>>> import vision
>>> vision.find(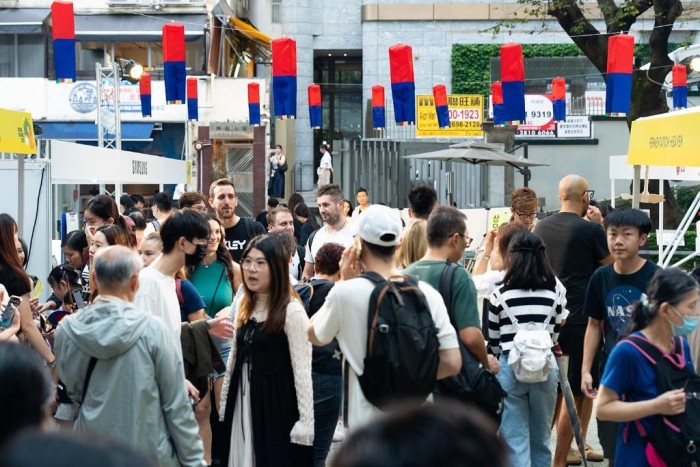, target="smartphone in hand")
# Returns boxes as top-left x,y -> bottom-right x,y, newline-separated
1,295 -> 21,328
